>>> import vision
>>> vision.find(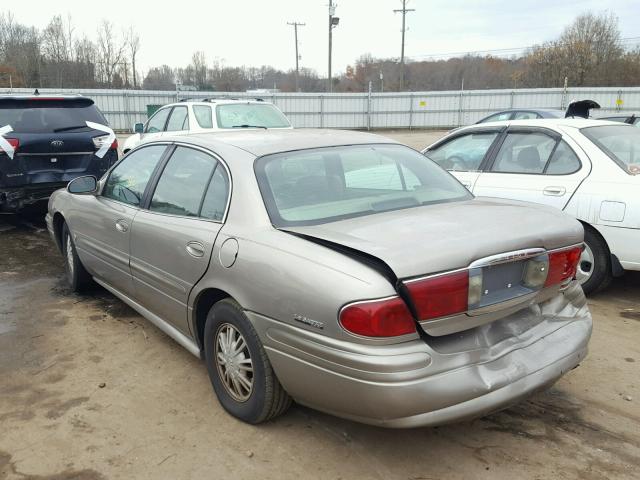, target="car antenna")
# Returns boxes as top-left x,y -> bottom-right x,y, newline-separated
33,88 -> 40,96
